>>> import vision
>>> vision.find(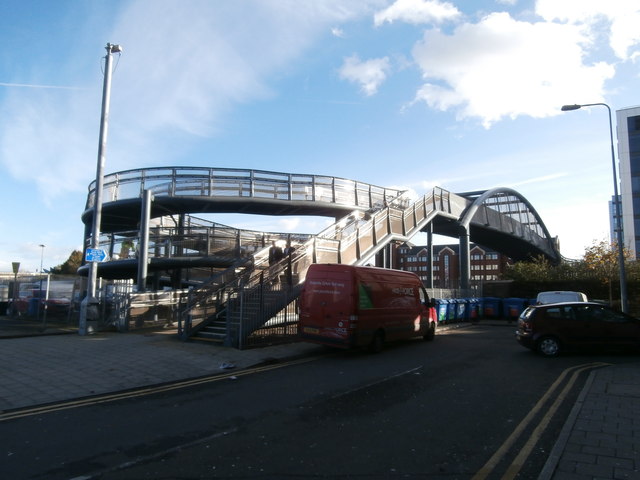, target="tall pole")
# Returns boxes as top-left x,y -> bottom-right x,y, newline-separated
80,43 -> 122,335
36,244 -> 45,324
561,103 -> 629,312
